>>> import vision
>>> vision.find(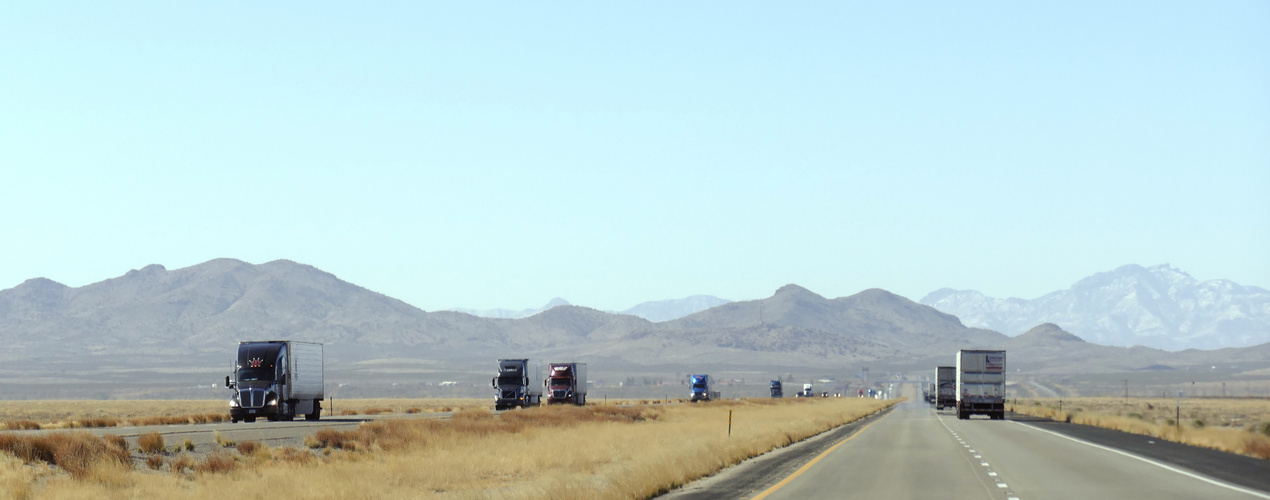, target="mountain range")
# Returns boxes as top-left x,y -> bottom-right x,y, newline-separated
0,259 -> 1265,384
920,264 -> 1270,351
445,295 -> 731,322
